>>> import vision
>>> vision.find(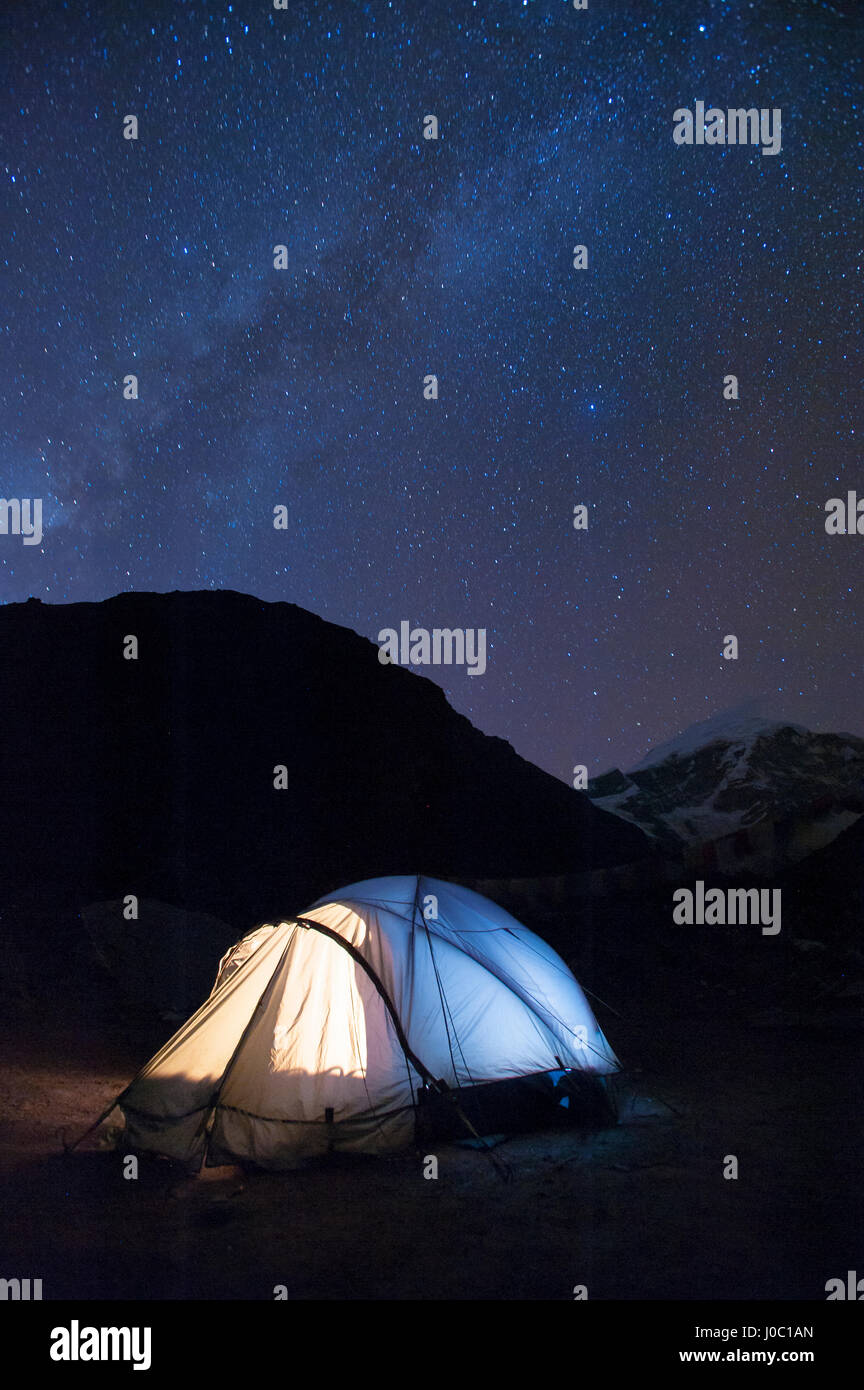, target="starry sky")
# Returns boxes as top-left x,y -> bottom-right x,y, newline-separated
1,0 -> 861,780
